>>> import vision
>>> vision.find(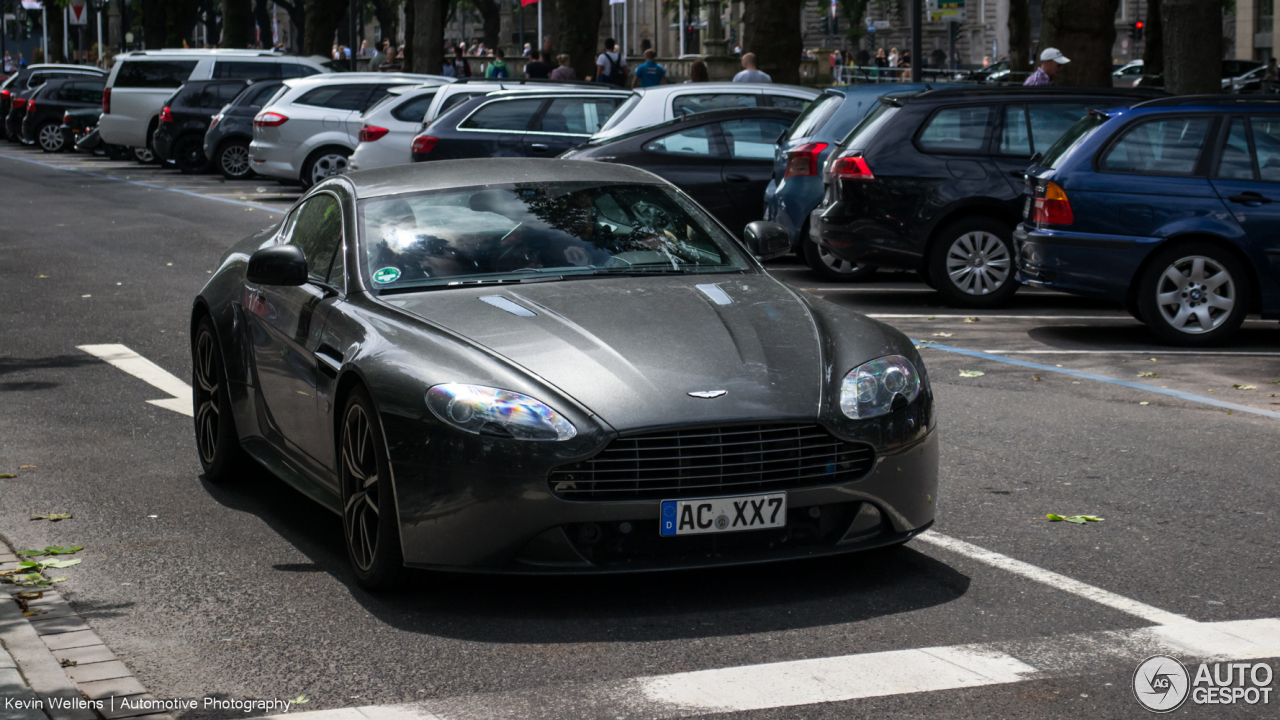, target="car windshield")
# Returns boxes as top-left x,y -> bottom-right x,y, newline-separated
1041,111 -> 1109,169
359,182 -> 752,292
